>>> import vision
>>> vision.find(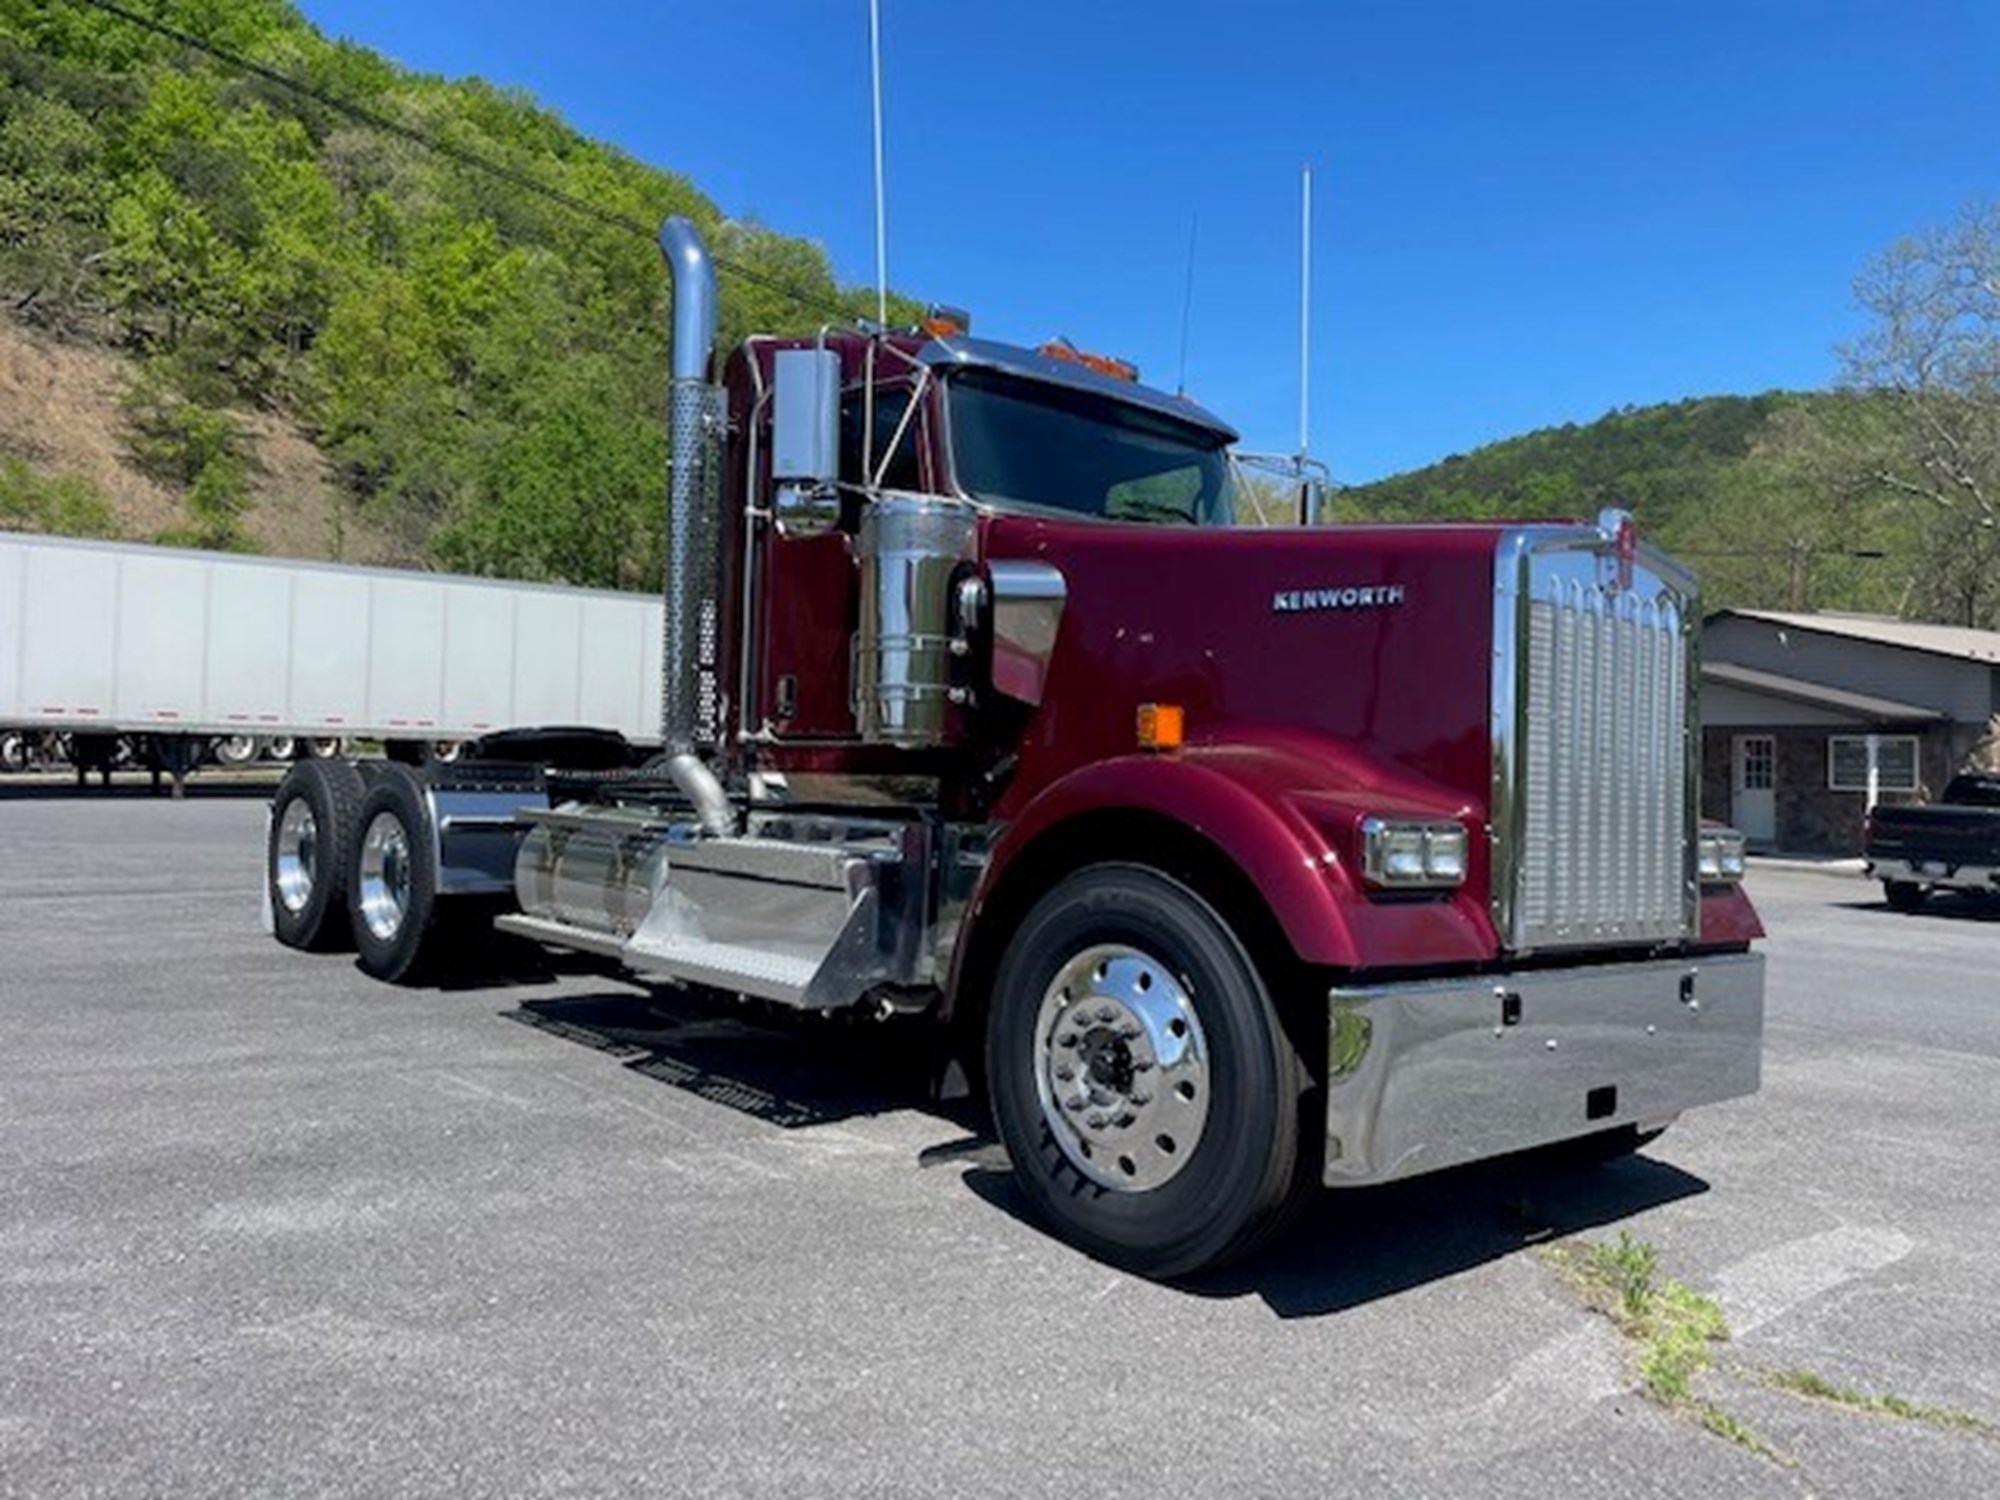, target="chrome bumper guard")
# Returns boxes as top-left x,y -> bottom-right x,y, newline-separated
1866,859 -> 2000,893
1324,952 -> 1763,1186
